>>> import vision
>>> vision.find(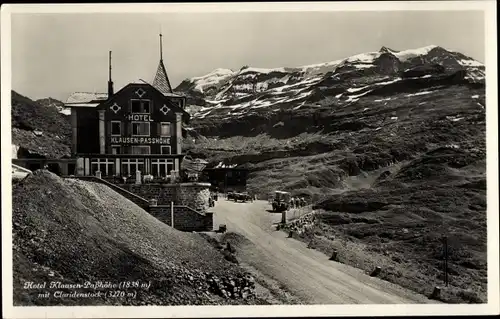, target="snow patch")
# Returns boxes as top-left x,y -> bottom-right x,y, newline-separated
190,68 -> 235,93
376,77 -> 402,85
347,52 -> 379,63
406,90 -> 434,97
347,85 -> 369,93
374,97 -> 392,102
292,102 -> 306,110
346,89 -> 373,102
393,45 -> 438,62
471,95 -> 480,99
354,64 -> 375,69
302,60 -> 342,76
215,162 -> 238,169
446,115 -> 464,122
390,117 -> 398,120
458,59 -> 484,67
240,67 -> 286,75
